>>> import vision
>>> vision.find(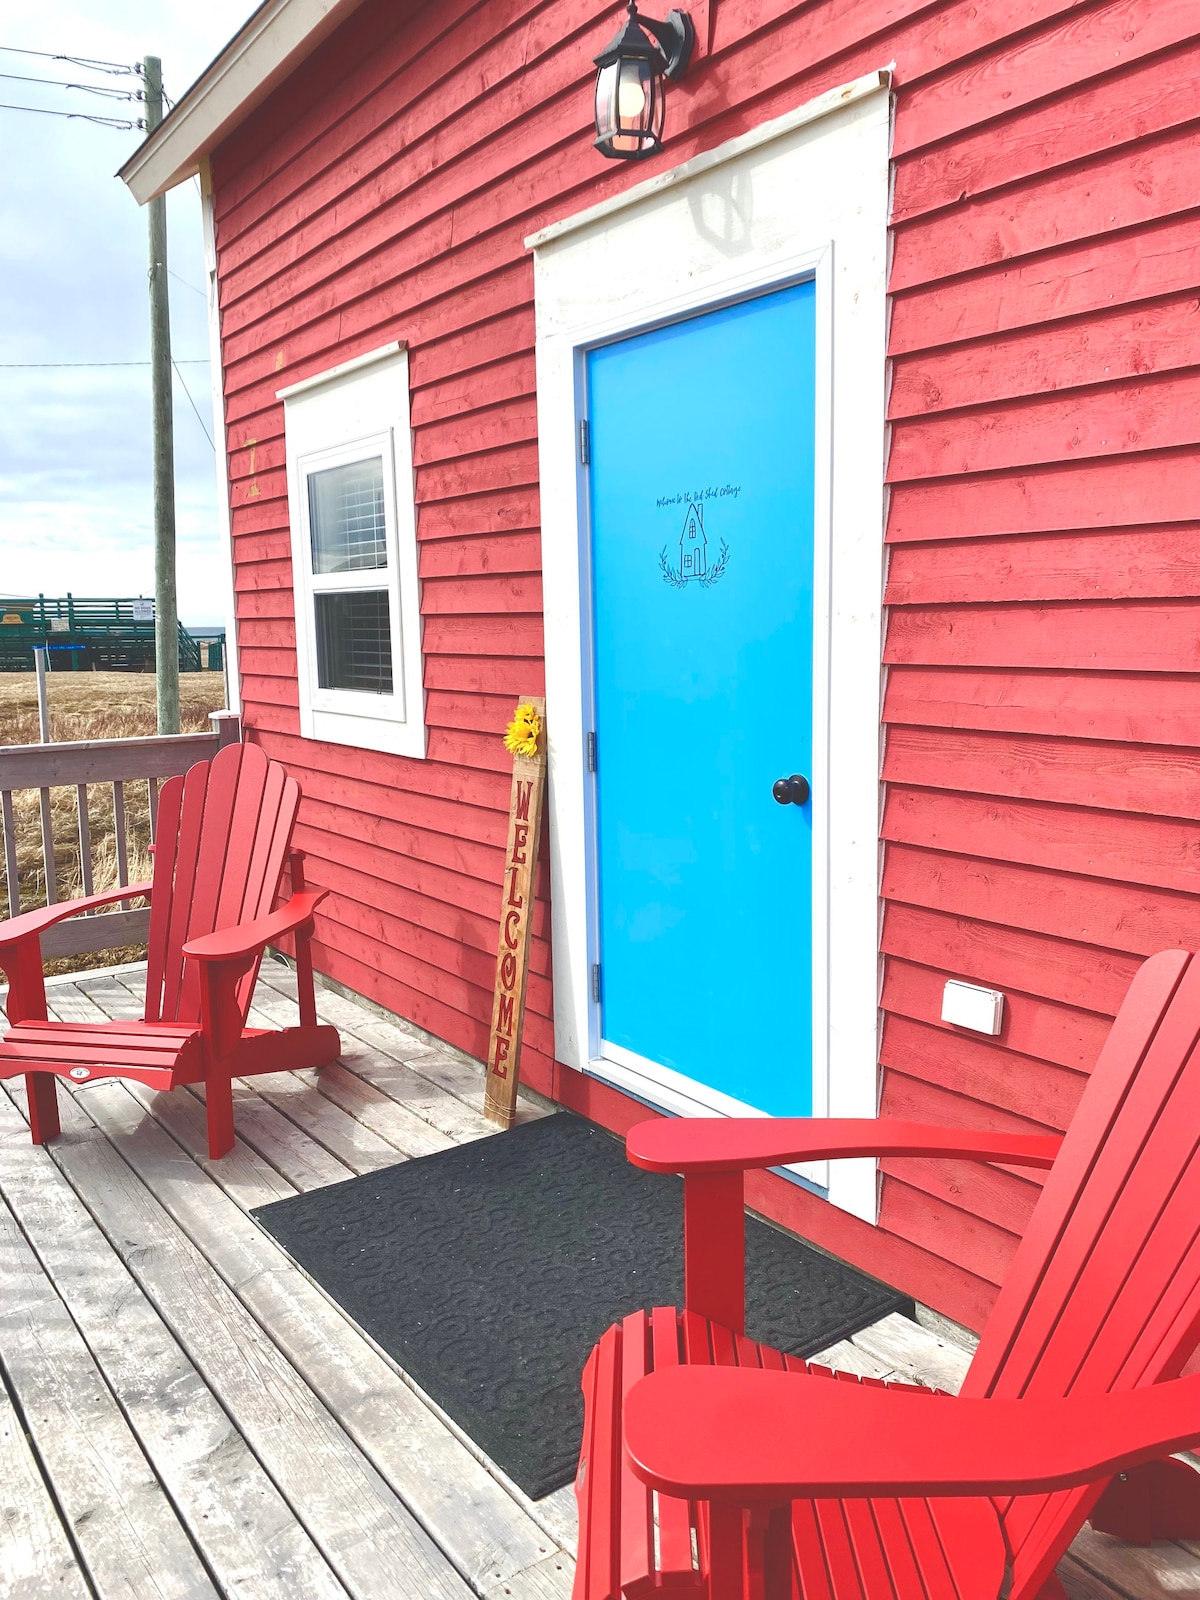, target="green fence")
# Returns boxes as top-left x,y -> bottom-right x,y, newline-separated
0,596 -> 221,673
